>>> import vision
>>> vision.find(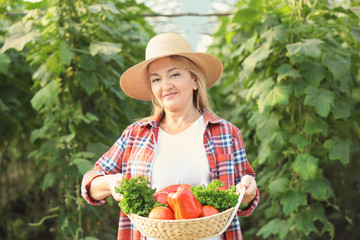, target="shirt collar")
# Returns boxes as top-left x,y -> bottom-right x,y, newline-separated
138,112 -> 163,128
202,109 -> 222,125
138,109 -> 222,128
